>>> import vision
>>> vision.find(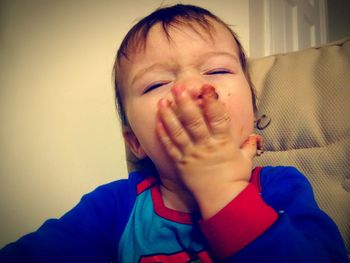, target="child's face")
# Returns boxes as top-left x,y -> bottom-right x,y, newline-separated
119,19 -> 254,175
